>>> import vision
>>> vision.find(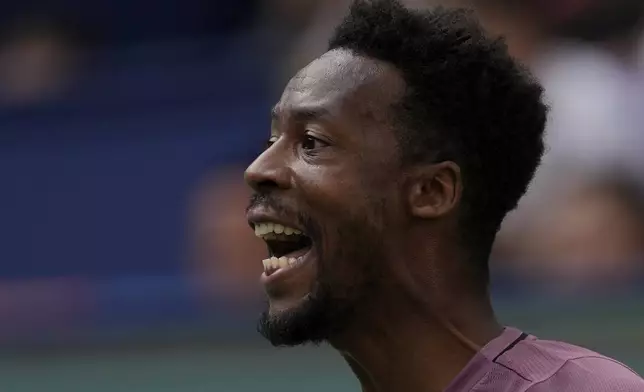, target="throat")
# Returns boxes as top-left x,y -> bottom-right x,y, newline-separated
330,298 -> 500,392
